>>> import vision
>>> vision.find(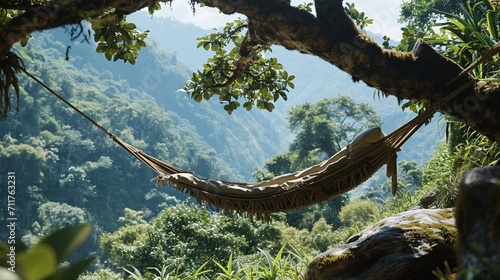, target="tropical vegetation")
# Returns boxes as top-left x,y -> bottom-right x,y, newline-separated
1,0 -> 499,279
